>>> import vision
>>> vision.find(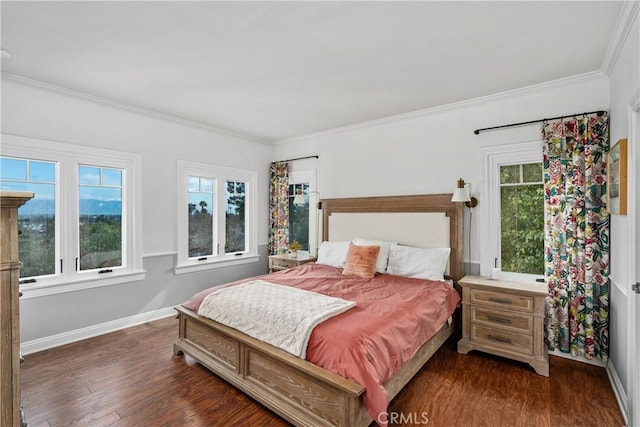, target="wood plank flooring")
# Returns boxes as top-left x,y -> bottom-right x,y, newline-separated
21,317 -> 624,426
